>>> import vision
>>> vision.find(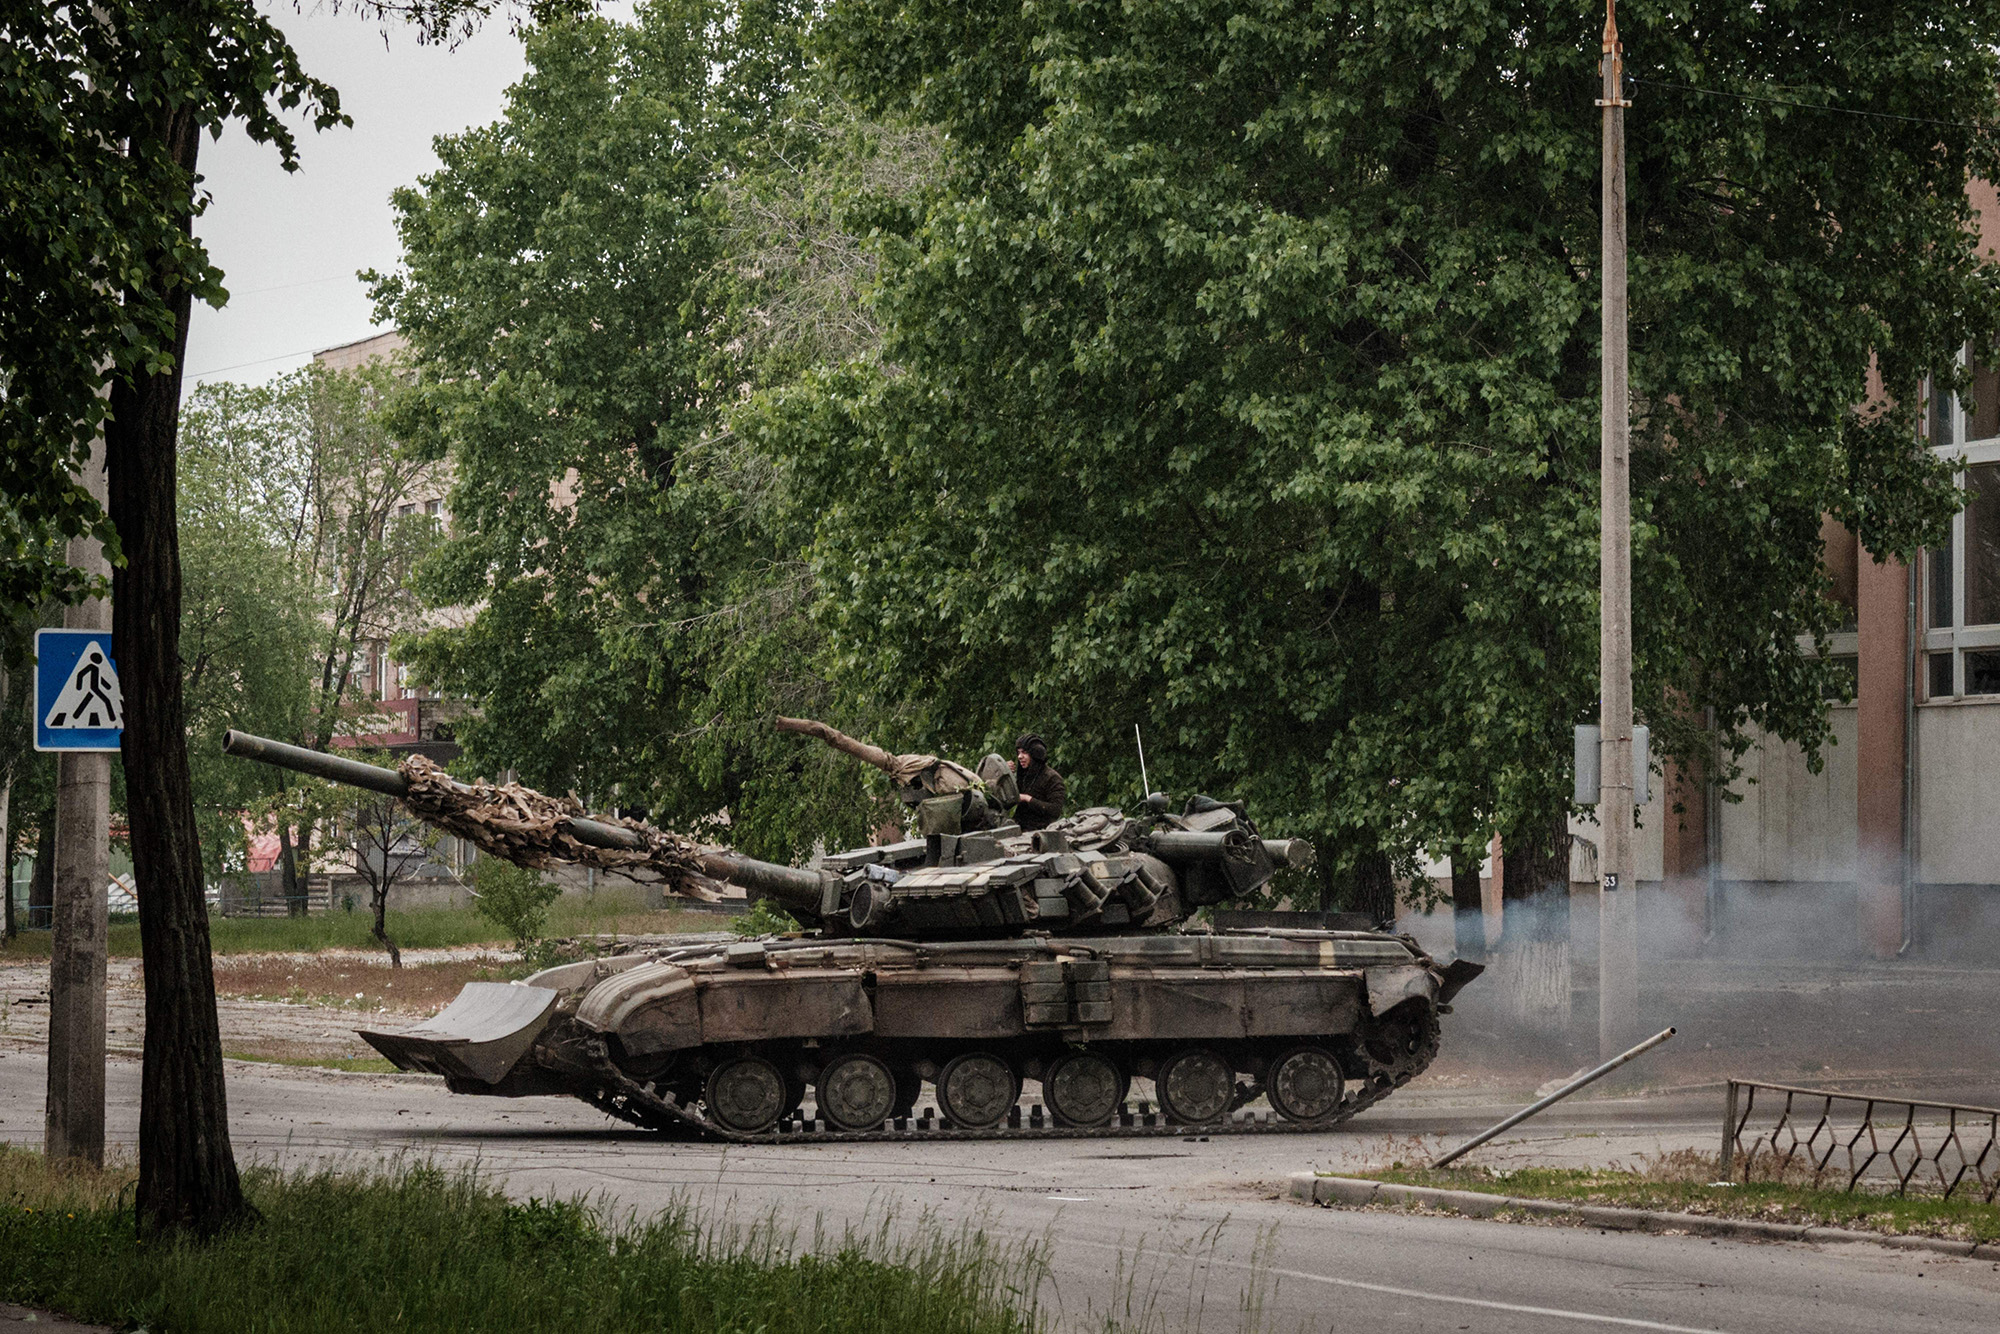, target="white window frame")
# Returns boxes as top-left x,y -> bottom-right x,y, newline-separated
1923,348 -> 2000,699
